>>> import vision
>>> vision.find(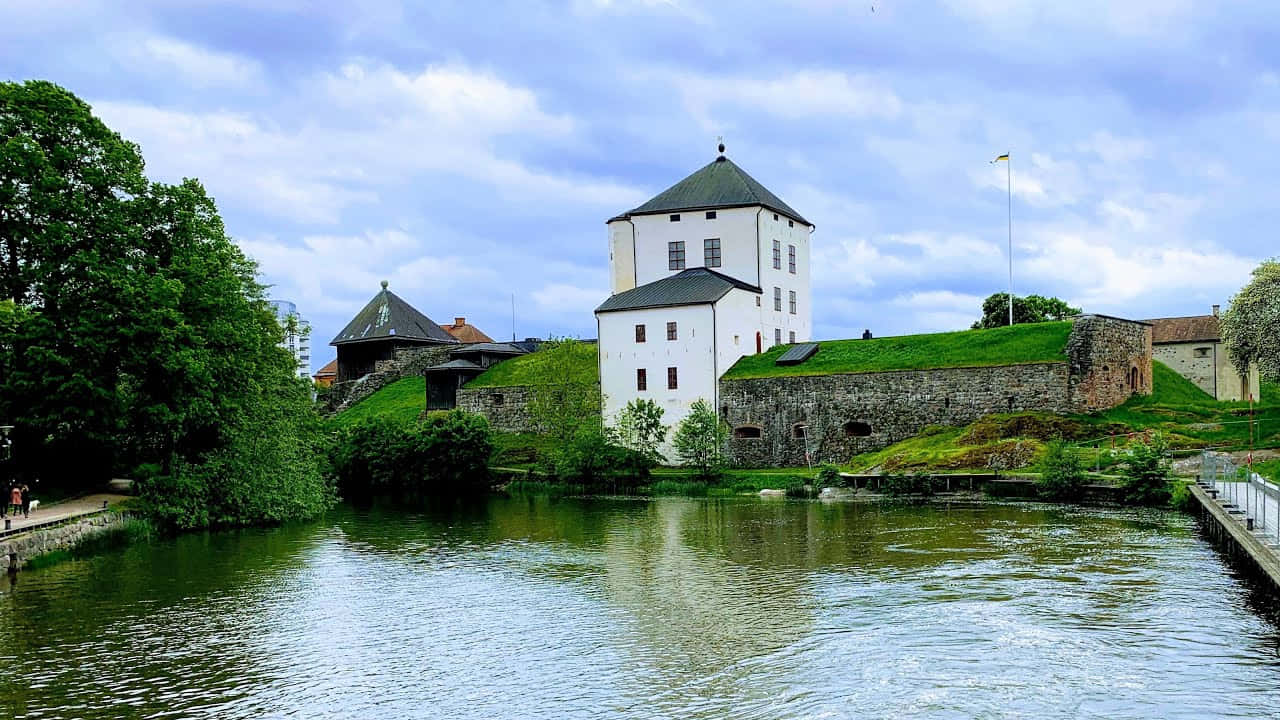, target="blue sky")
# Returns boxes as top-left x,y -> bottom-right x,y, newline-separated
4,0 -> 1278,370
